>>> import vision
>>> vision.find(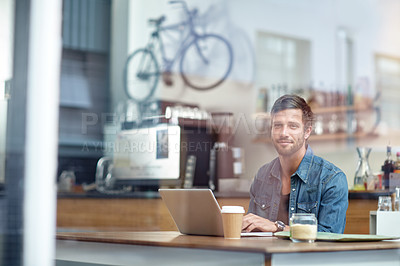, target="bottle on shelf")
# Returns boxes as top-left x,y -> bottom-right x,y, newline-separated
354,147 -> 371,191
256,88 -> 268,113
394,152 -> 400,173
381,146 -> 395,190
